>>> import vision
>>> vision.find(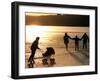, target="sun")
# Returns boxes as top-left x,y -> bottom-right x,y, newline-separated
26,25 -> 49,42
31,26 -> 49,37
